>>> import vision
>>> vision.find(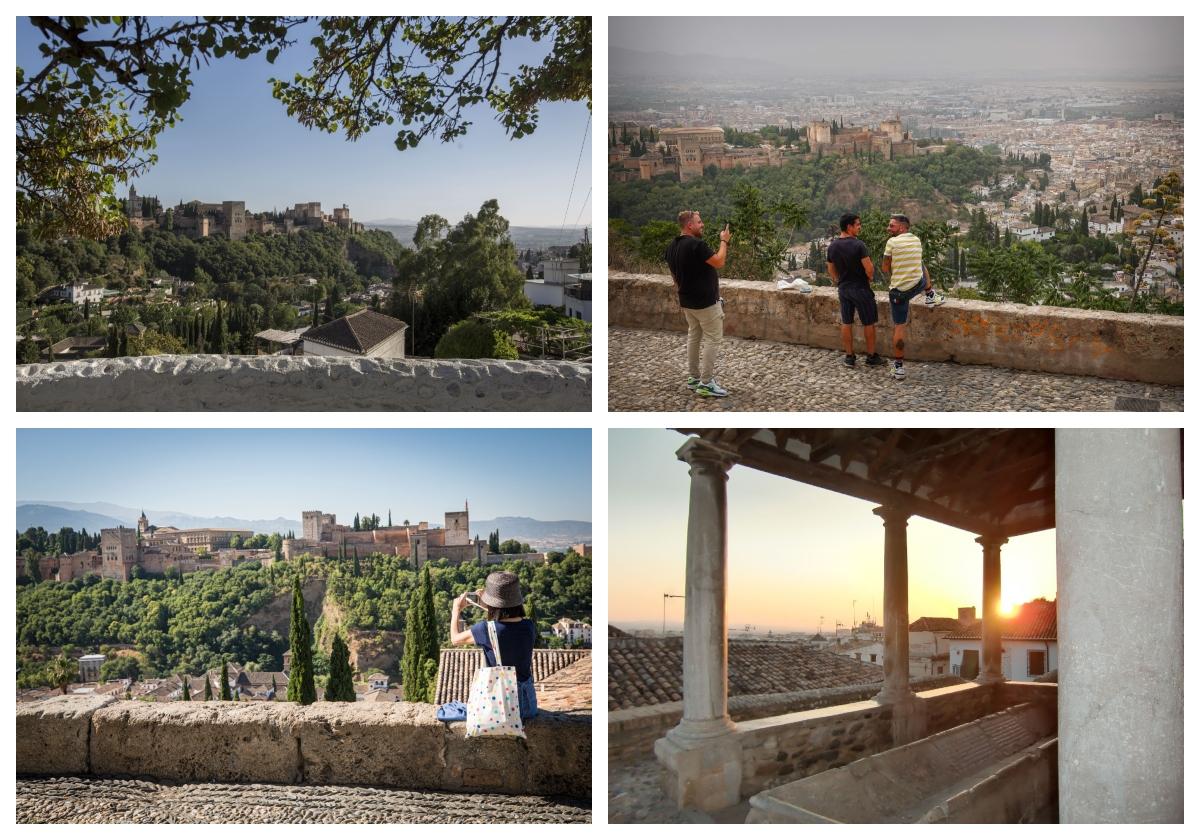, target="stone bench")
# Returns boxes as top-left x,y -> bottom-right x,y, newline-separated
747,702 -> 1056,823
